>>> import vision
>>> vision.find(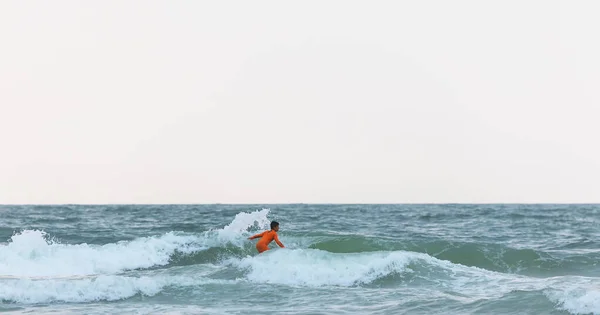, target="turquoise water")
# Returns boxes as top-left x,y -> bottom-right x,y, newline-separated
1,204 -> 599,314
